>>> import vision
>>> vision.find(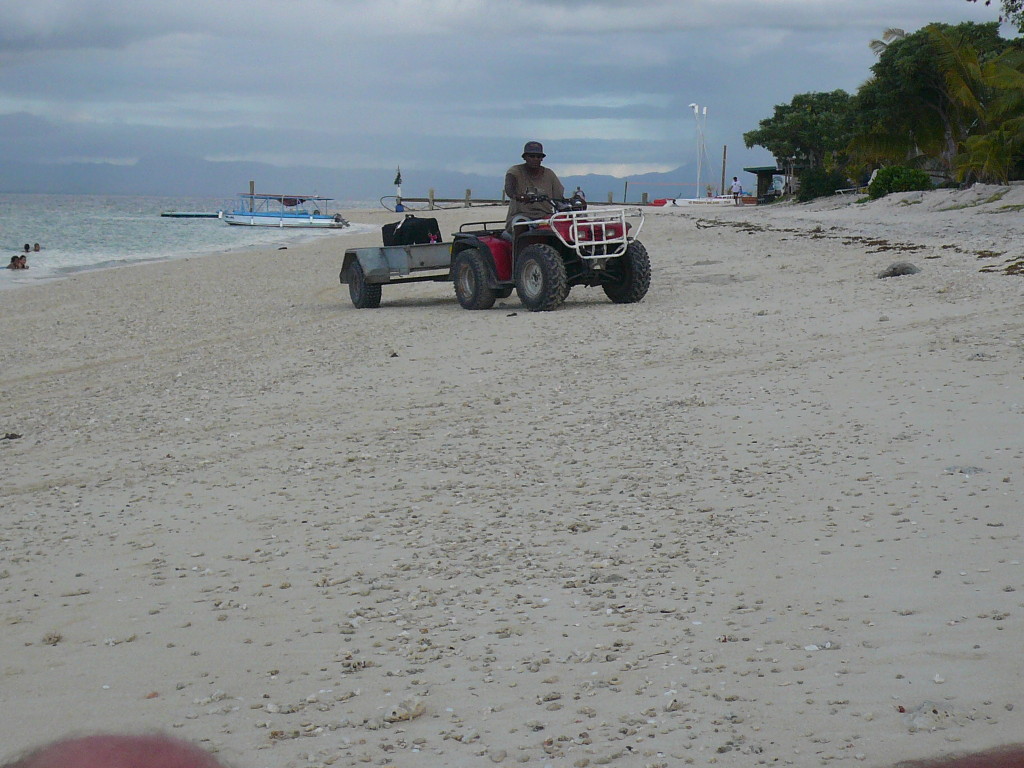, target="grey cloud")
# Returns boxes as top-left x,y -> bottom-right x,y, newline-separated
0,0 -> 1007,192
